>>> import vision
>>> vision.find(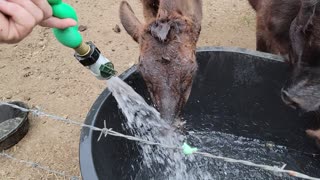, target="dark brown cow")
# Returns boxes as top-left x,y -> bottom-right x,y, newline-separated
249,0 -> 320,147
